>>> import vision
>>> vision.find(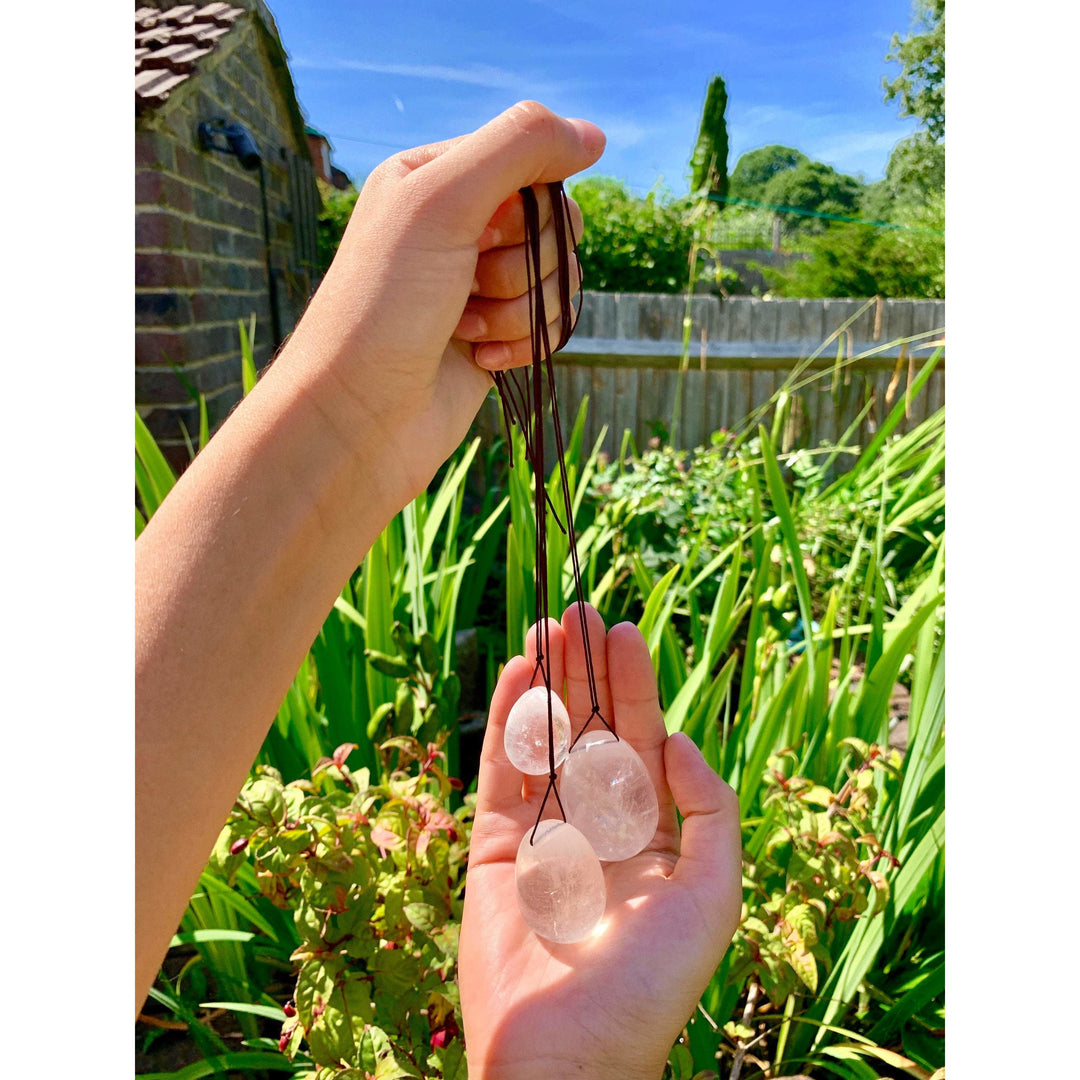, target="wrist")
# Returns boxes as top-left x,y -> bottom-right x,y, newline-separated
280,293 -> 489,510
